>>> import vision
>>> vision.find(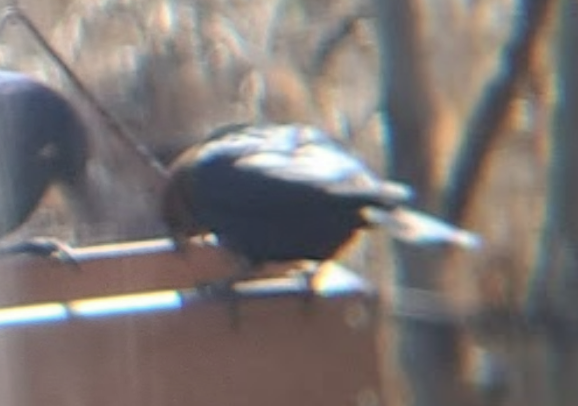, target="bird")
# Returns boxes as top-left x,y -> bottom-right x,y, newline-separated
162,123 -> 480,319
0,70 -> 89,259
